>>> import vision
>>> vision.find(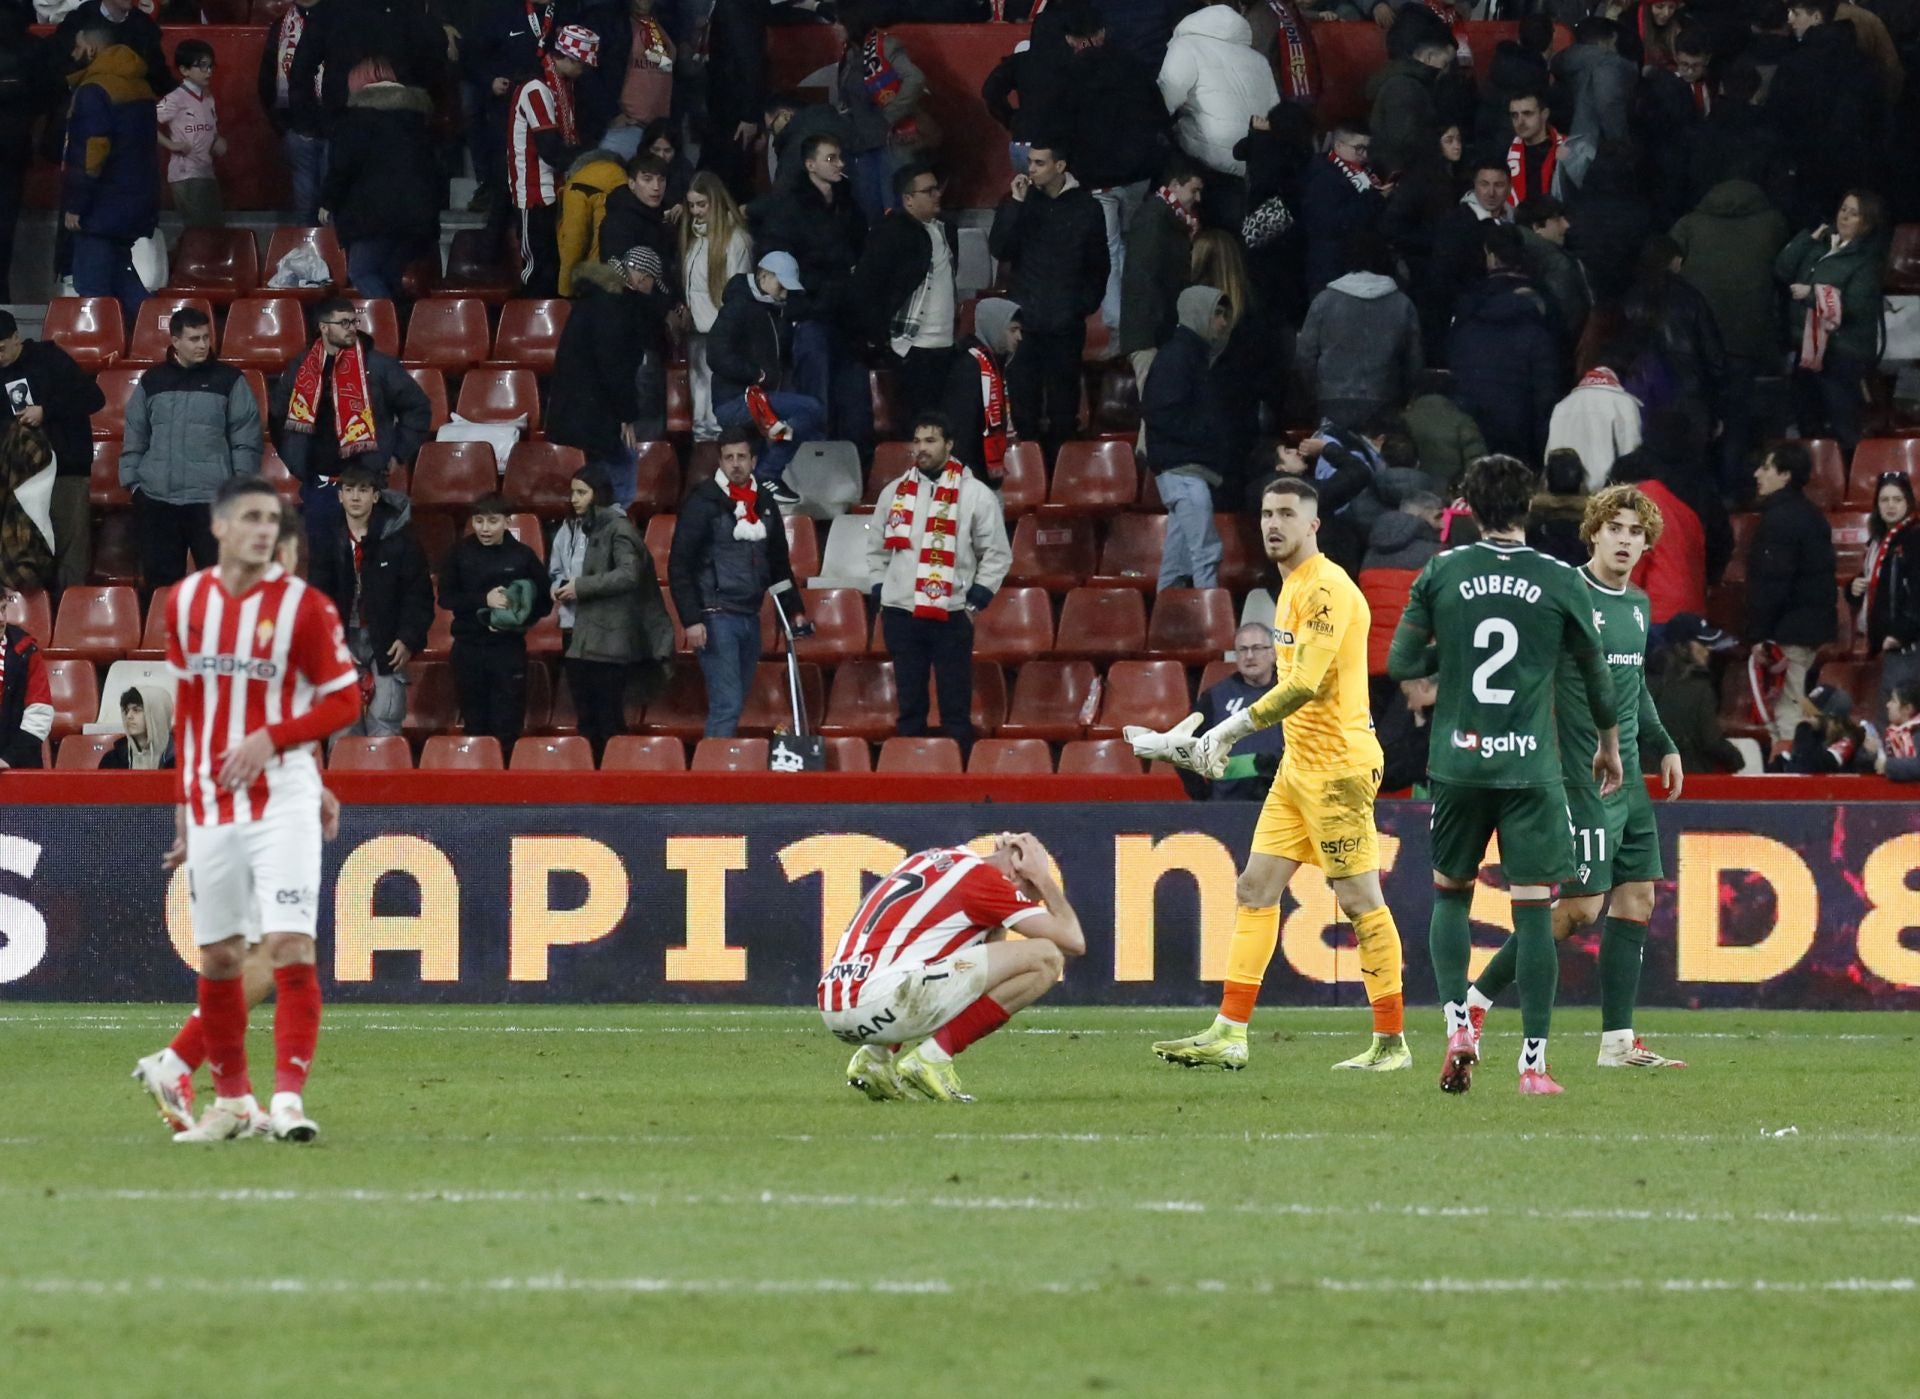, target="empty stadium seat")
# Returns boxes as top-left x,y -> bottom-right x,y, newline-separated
262,225 -> 347,297
1054,587 -> 1148,661
791,588 -> 871,664
971,586 -> 1053,663
510,735 -> 595,770
1146,588 -> 1236,664
813,512 -> 876,588
90,441 -> 128,509
1215,513 -> 1269,593
692,737 -> 770,771
600,734 -> 686,770
89,514 -> 141,585
504,441 -> 586,515
412,440 -> 500,512
999,441 -> 1047,515
1196,660 -> 1237,694
784,515 -> 820,585
419,608 -> 455,661
1058,739 -> 1144,775
739,661 -> 827,734
507,513 -> 546,562
421,735 -> 503,770
1088,659 -> 1191,739
822,735 -> 872,771
3,588 -> 52,643
998,660 -> 1098,741
1847,438 -> 1920,505
401,661 -> 459,737
1045,440 -> 1137,514
642,514 -> 675,582
403,298 -> 491,373
666,362 -> 694,436
1804,439 -> 1847,510
44,658 -> 98,741
491,299 -> 571,373
819,658 -> 898,740
127,295 -> 214,364
867,365 -> 899,438
217,296 -> 307,370
630,441 -> 681,515
877,737 -> 963,773
91,367 -> 143,439
167,227 -> 259,305
1724,512 -> 1760,584
350,298 -> 402,357
46,585 -> 138,662
407,367 -> 451,431
967,737 -> 1053,774
327,736 -> 413,771
42,296 -> 124,372
259,444 -> 301,501
640,662 -> 711,740
1091,513 -> 1165,591
242,368 -> 270,425
436,228 -> 516,304
1093,361 -> 1140,434
1006,515 -> 1096,592
456,366 -> 541,433
56,734 -> 120,769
